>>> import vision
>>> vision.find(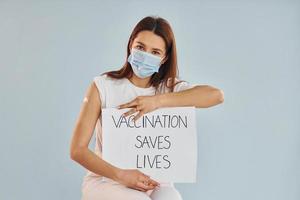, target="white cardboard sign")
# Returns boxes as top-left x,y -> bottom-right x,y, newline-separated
101,106 -> 197,183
